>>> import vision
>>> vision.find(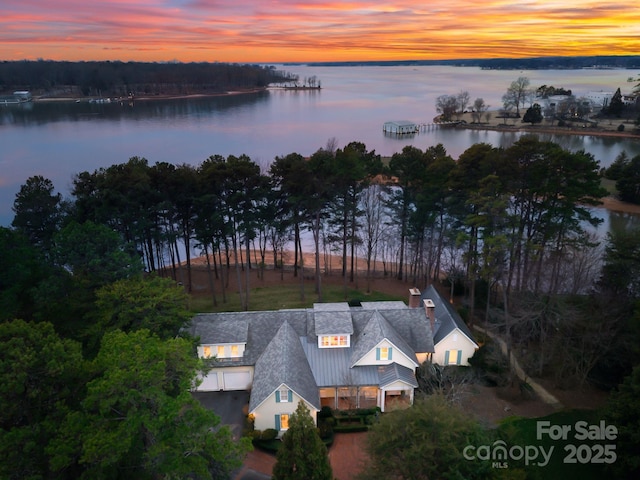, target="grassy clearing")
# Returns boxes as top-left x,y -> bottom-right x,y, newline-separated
189,282 -> 404,313
600,178 -> 617,196
497,409 -> 609,479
